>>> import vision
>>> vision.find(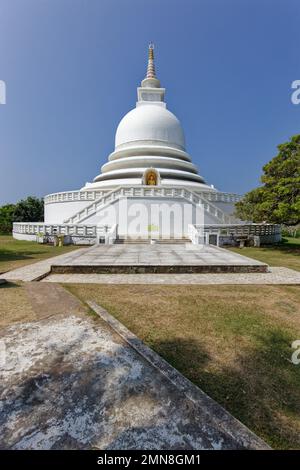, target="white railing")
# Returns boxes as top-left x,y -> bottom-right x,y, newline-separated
44,188 -> 241,205
44,190 -> 107,204
13,222 -> 111,239
195,223 -> 281,236
63,185 -> 238,225
203,192 -> 242,203
188,223 -> 281,245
